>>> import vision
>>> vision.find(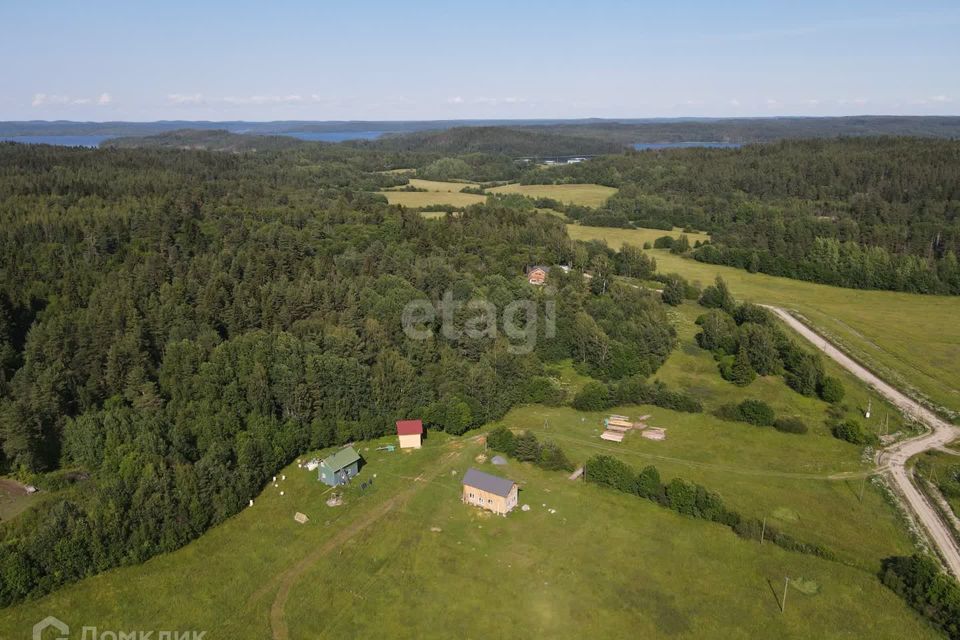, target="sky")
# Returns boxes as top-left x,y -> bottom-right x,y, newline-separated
1,0 -> 958,121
